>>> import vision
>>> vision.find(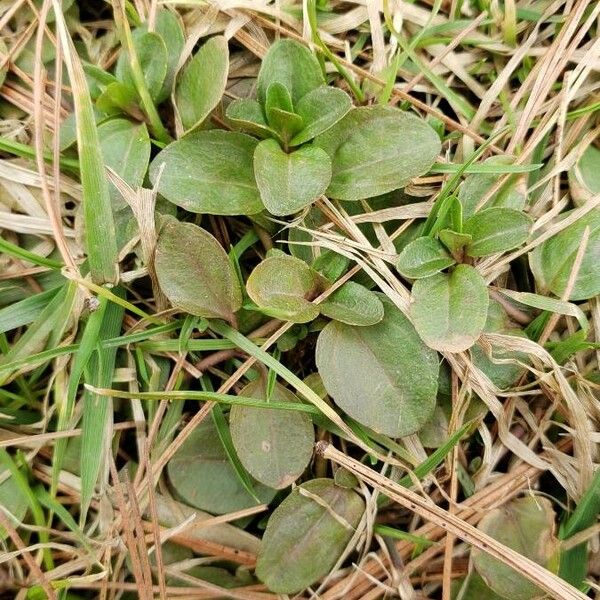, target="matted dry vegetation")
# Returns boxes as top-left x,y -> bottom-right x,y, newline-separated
0,0 -> 599,599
